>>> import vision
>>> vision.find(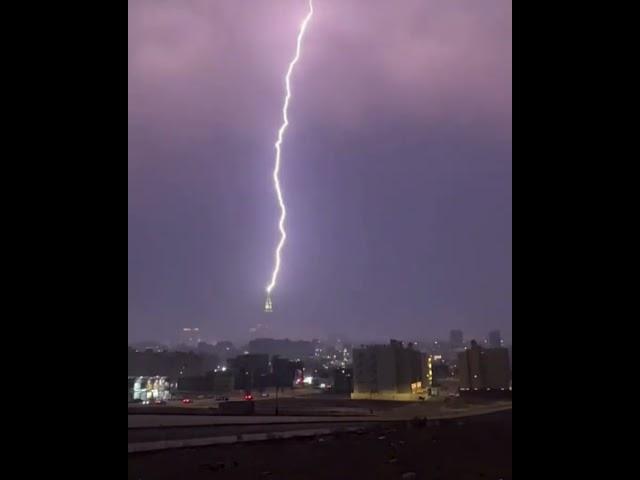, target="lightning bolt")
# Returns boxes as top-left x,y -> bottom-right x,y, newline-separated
265,0 -> 314,305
